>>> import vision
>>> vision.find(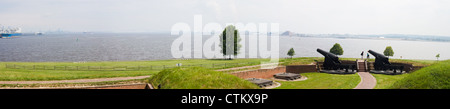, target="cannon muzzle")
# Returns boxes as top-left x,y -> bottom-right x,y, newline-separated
368,50 -> 391,66
317,48 -> 338,60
